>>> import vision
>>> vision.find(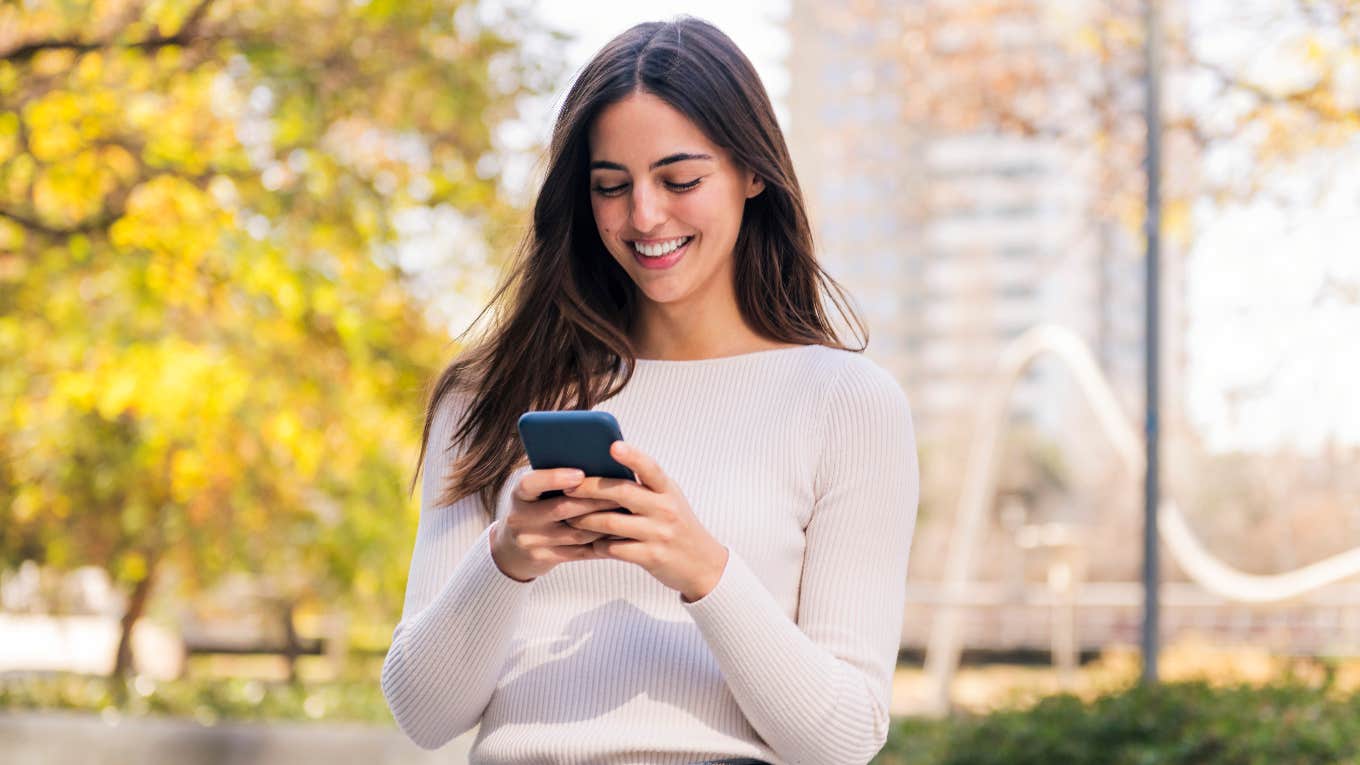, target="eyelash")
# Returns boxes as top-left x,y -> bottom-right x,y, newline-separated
591,178 -> 702,197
